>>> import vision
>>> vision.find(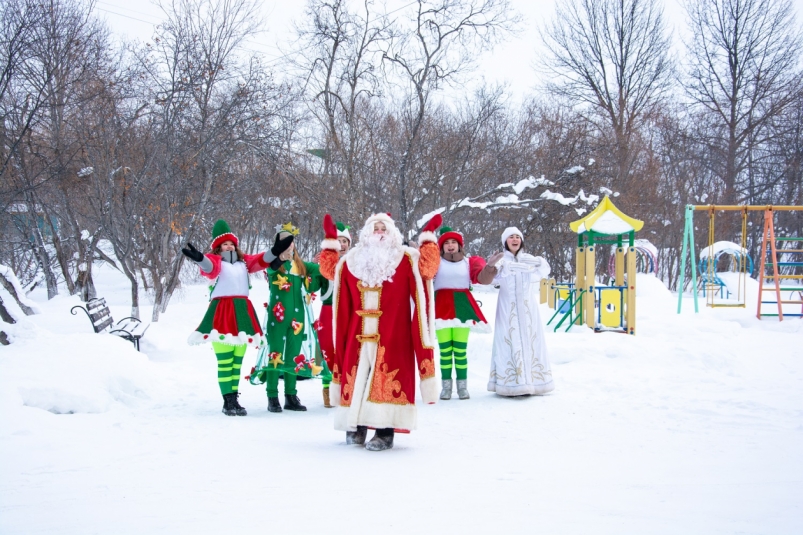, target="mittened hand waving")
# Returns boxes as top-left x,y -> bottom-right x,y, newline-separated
181,242 -> 204,263
271,234 -> 294,257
